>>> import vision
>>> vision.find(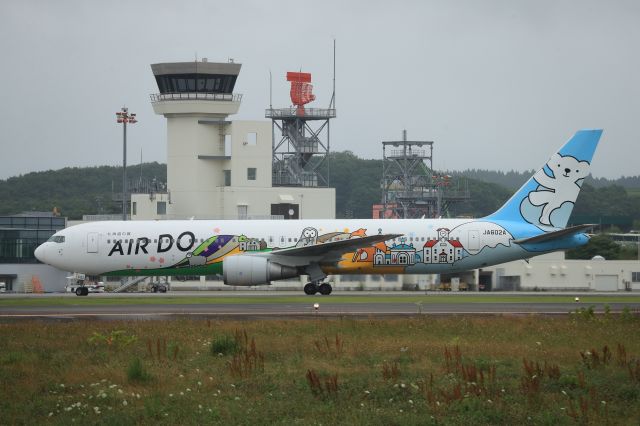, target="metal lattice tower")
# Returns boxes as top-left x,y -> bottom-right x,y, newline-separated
381,130 -> 469,218
266,72 -> 335,187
